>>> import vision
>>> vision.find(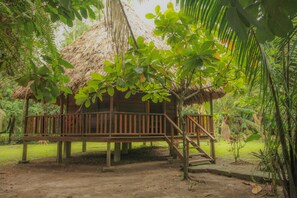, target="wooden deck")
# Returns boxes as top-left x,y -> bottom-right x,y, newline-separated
22,112 -> 216,166
24,112 -> 213,140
